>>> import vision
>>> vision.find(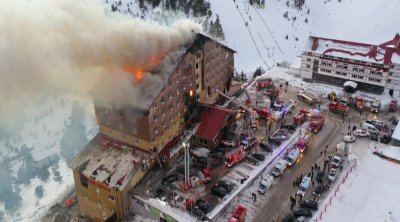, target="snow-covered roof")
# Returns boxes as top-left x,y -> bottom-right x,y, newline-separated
305,34 -> 400,65
71,134 -> 150,191
343,81 -> 358,88
391,121 -> 400,141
